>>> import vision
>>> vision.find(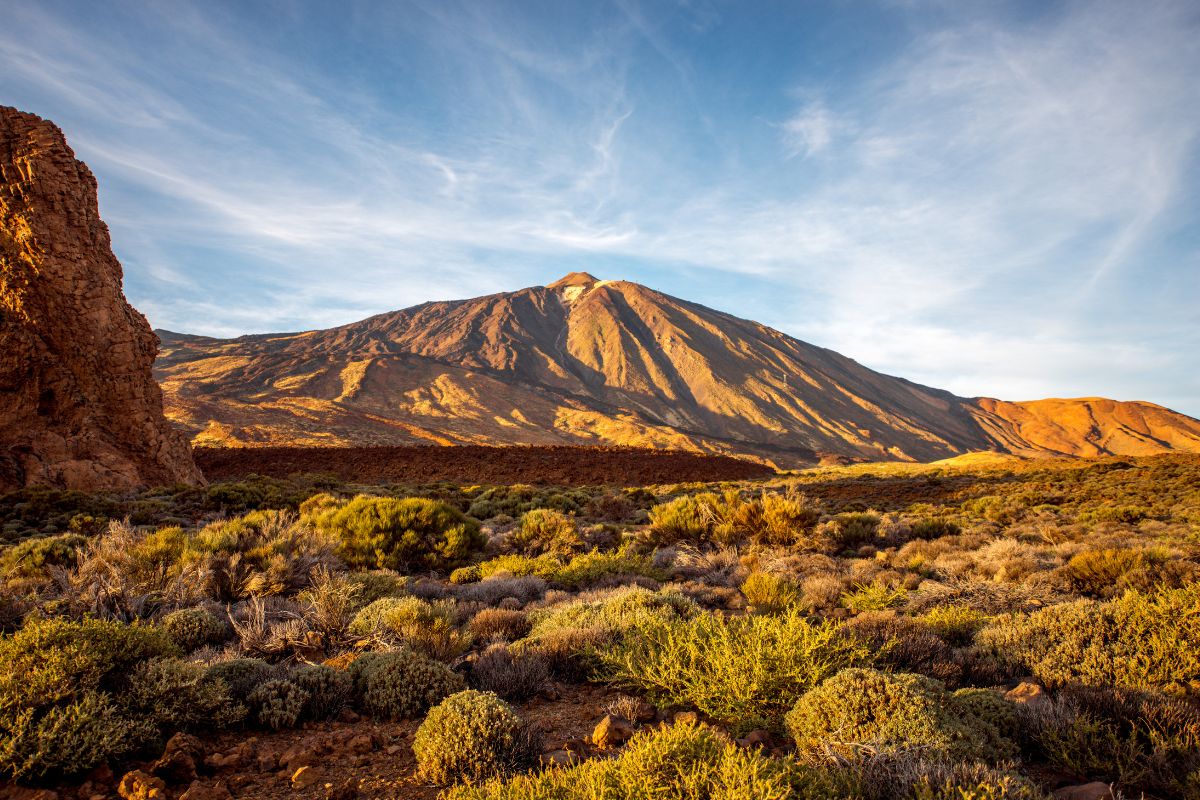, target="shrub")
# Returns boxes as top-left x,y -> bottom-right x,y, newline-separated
414,690 -> 540,785
204,658 -> 276,703
597,608 -> 874,733
469,609 -> 531,643
346,570 -> 409,606
920,605 -> 987,646
0,533 -> 86,577
975,584 -> 1200,695
1061,547 -> 1164,596
909,518 -> 961,540
348,650 -> 466,720
527,586 -> 698,643
470,644 -> 549,701
348,596 -> 471,661
160,607 -> 228,651
247,678 -> 307,730
741,572 -> 800,613
0,692 -> 144,779
647,493 -> 718,542
784,668 -> 1017,762
845,612 -> 963,684
510,509 -> 582,556
0,617 -> 178,712
292,664 -> 353,720
442,721 -> 813,800
841,582 -> 908,613
553,549 -> 665,588
815,512 -> 881,551
307,495 -> 485,571
125,657 -> 243,734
